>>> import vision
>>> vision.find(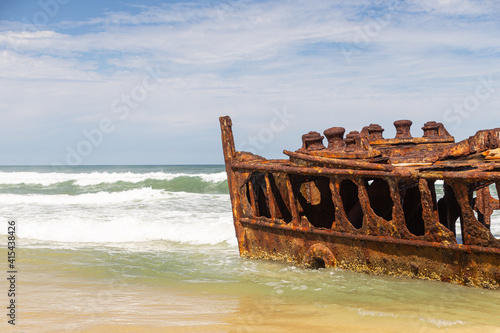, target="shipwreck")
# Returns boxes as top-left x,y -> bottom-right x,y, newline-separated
220,116 -> 500,288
